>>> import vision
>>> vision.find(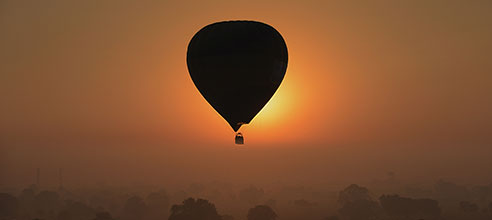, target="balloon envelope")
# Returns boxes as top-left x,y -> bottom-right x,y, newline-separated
187,21 -> 288,131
